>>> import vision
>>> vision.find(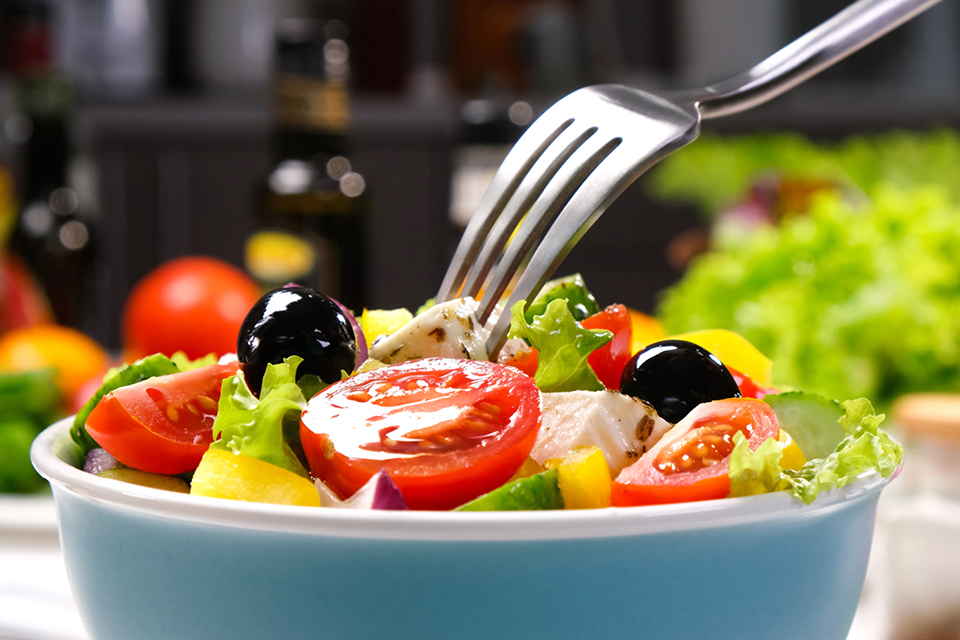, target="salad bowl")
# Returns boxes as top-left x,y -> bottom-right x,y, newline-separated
33,416 -> 893,640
